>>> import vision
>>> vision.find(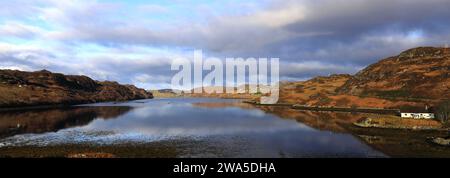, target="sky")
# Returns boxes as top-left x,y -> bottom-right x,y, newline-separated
1,0 -> 450,89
